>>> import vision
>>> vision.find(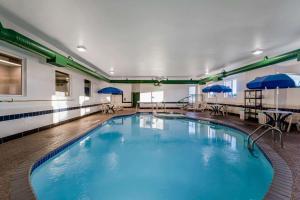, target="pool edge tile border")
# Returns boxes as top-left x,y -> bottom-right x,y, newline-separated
28,112 -> 293,200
